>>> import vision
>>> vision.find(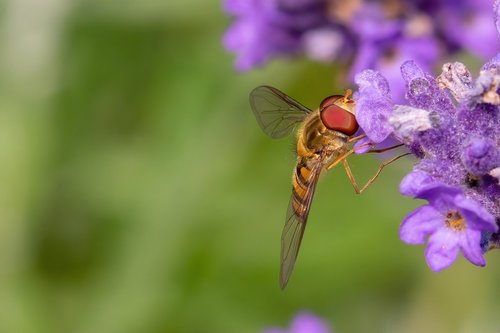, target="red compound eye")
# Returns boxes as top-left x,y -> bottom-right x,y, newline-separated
319,95 -> 343,109
320,104 -> 359,136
